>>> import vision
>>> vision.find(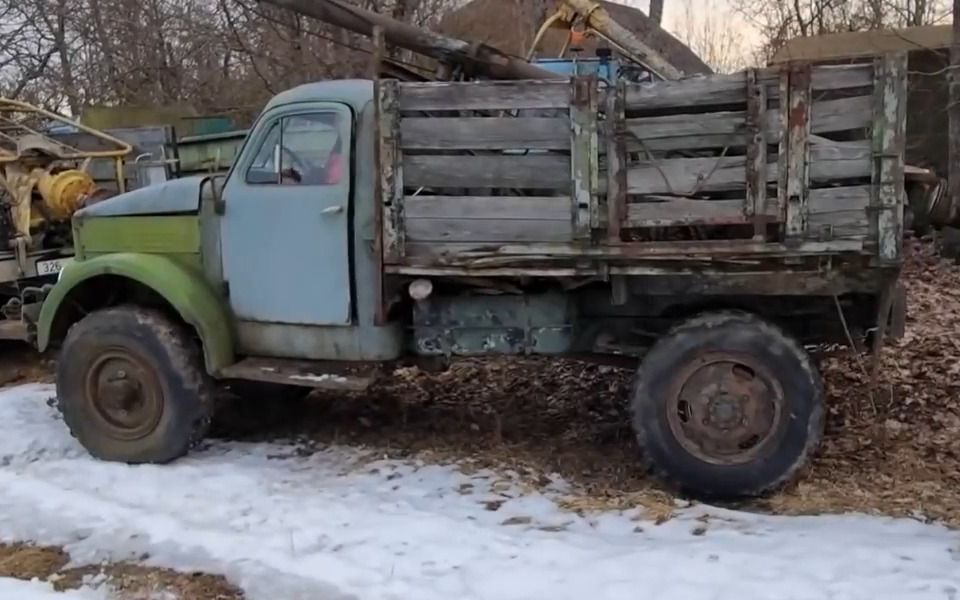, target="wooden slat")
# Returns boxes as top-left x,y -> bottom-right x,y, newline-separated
808,212 -> 870,240
403,195 -> 570,220
812,95 -> 873,133
872,53 -> 908,263
807,186 -> 872,241
398,80 -> 570,111
623,95 -> 871,152
378,79 -> 404,260
808,185 -> 871,213
400,117 -> 569,150
782,64 -> 812,239
626,199 -> 761,226
402,239 -> 865,263
624,142 -> 870,195
570,77 -> 598,239
405,218 -> 573,243
622,64 -> 873,111
403,154 -> 569,189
